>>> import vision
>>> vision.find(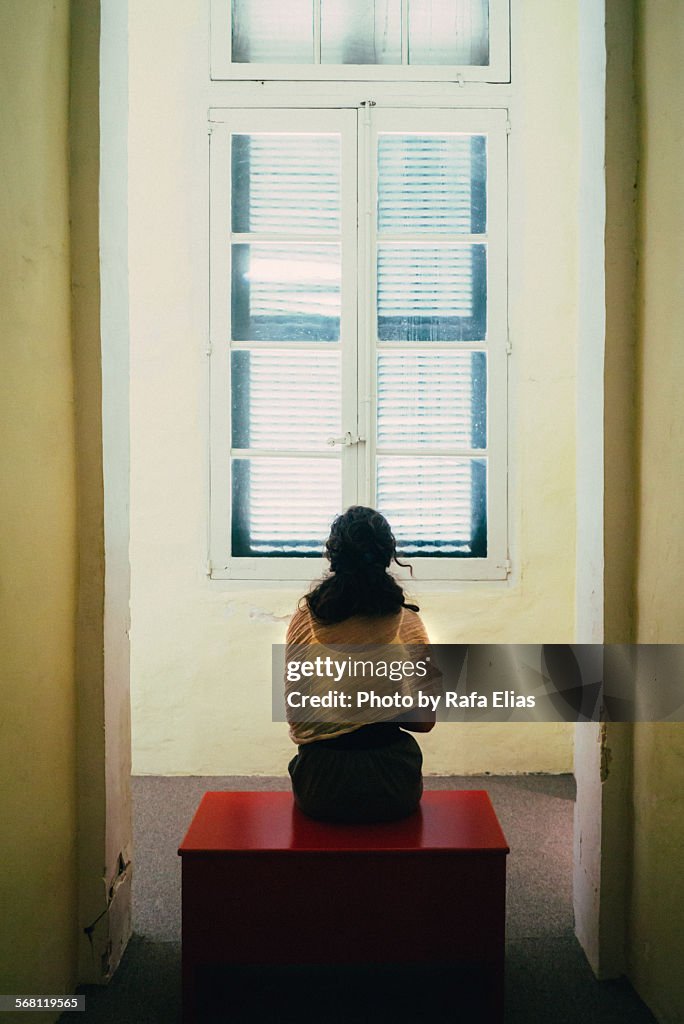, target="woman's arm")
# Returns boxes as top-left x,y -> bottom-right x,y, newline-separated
391,609 -> 439,731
